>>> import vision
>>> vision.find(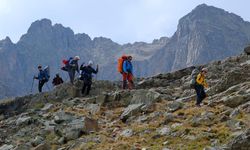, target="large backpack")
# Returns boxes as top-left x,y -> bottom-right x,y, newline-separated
61,57 -> 73,71
117,55 -> 127,73
190,68 -> 200,88
43,66 -> 50,82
